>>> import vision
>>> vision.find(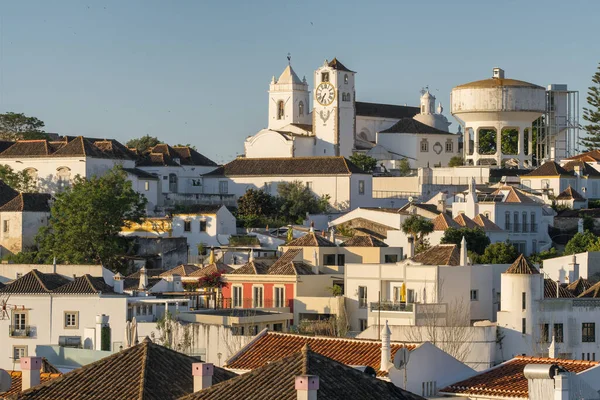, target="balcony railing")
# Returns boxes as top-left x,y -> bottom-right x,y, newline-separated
370,302 -> 414,312
216,298 -> 290,310
531,224 -> 538,233
9,325 -> 34,338
513,223 -> 521,233
161,193 -> 237,207
522,223 -> 529,233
